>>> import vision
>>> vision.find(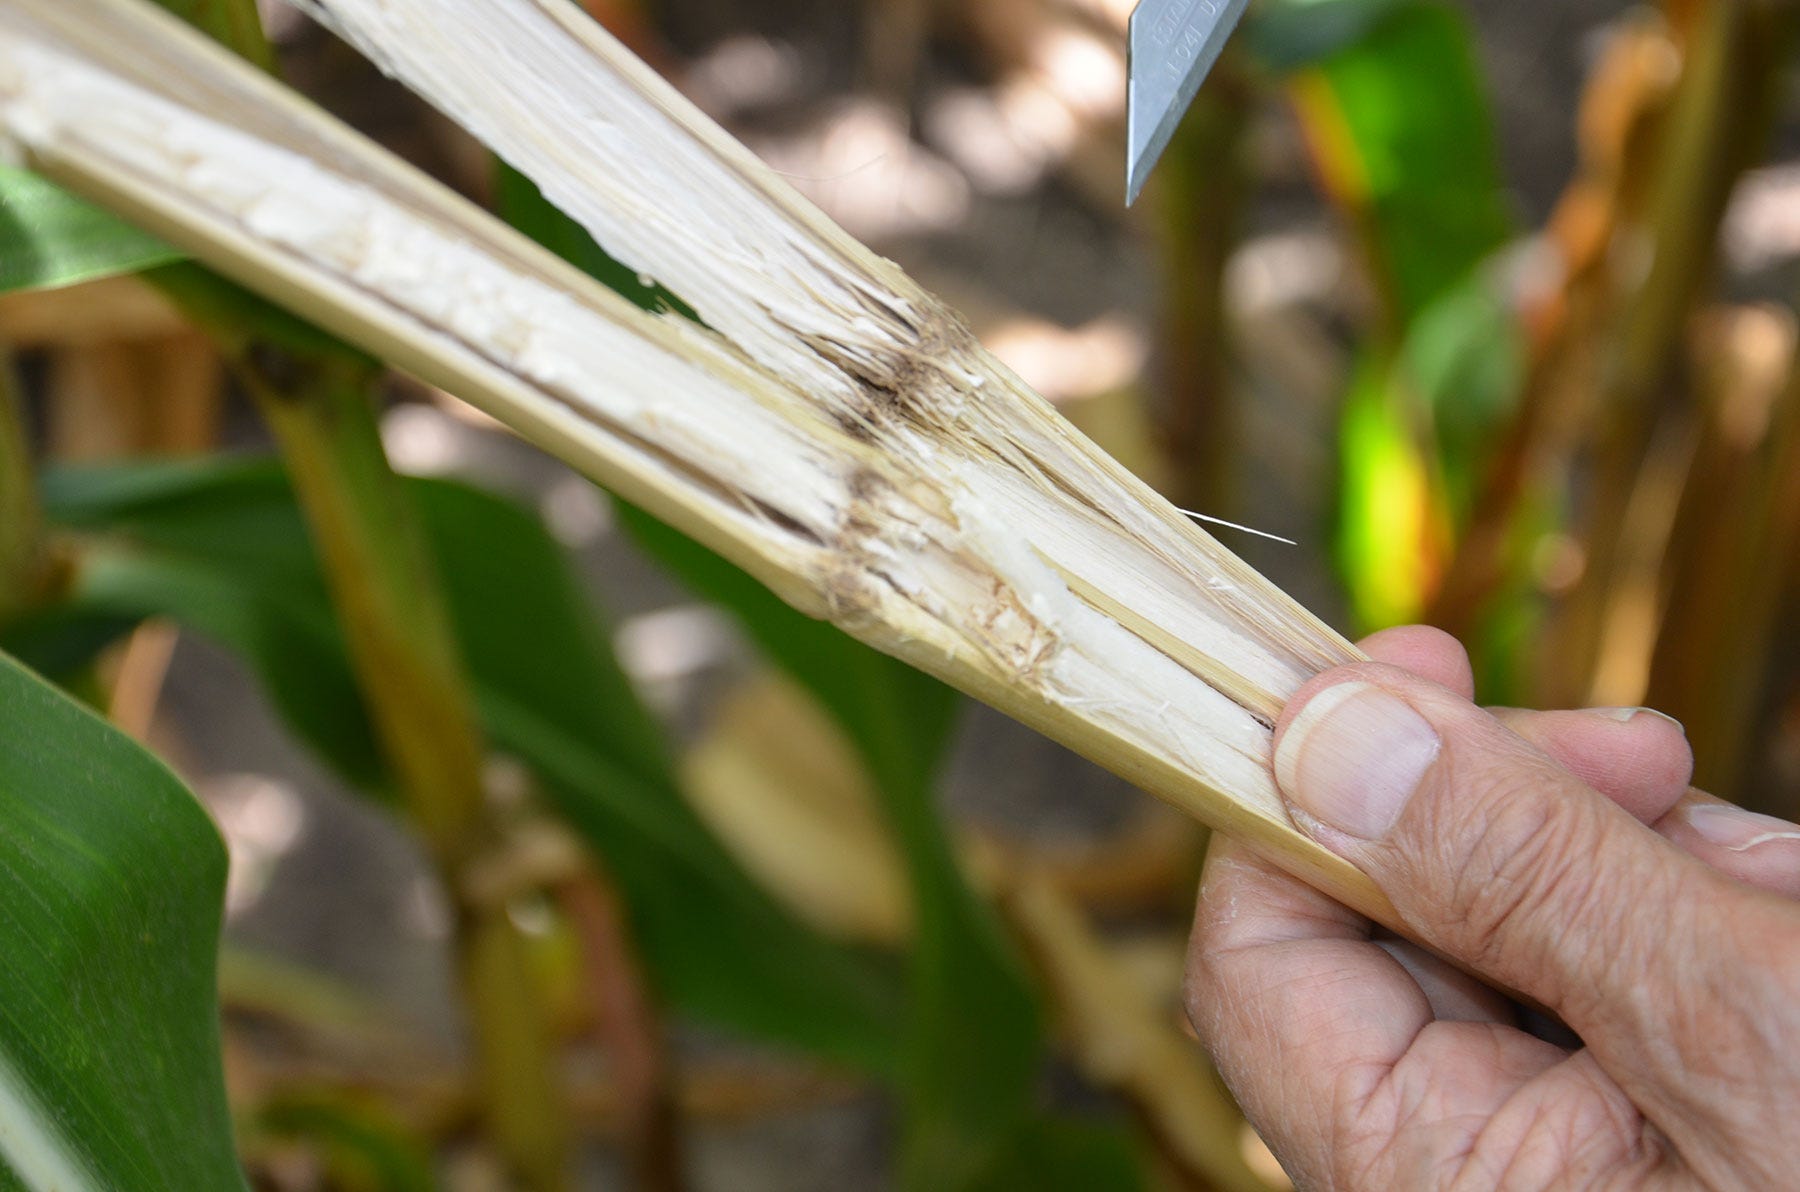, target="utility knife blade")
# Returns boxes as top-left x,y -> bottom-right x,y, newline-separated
1126,0 -> 1253,205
